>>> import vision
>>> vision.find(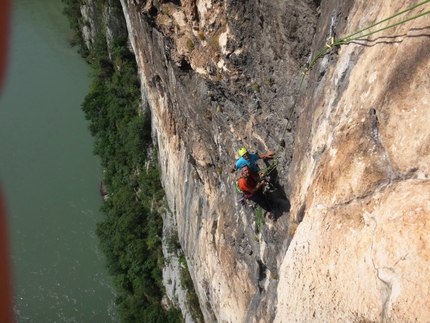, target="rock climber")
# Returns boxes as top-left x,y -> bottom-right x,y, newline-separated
229,147 -> 274,174
238,165 -> 272,212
